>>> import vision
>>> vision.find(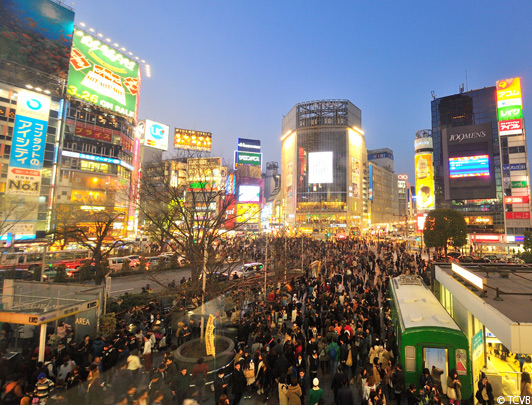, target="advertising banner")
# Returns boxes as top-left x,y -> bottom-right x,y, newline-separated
236,203 -> 260,223
174,129 -> 212,151
308,151 -> 333,184
496,77 -> 522,101
226,174 -> 236,195
5,167 -> 41,196
67,29 -> 140,119
497,105 -> 522,121
416,213 -> 427,232
237,138 -> 261,153
144,120 -> 169,151
205,314 -> 215,357
238,185 -> 260,203
235,151 -> 261,166
498,119 -> 523,136
0,0 -> 75,79
224,202 -> 236,230
414,137 -> 433,151
9,90 -> 51,172
506,212 -> 531,220
368,164 -> 373,201
504,196 -> 530,204
415,153 -> 435,210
